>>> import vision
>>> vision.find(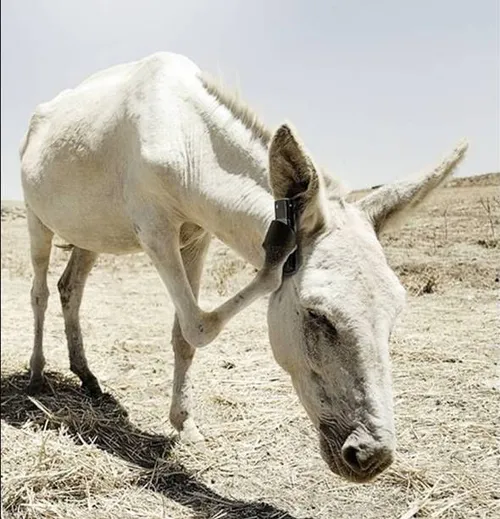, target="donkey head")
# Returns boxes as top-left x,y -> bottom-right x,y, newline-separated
266,124 -> 467,482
